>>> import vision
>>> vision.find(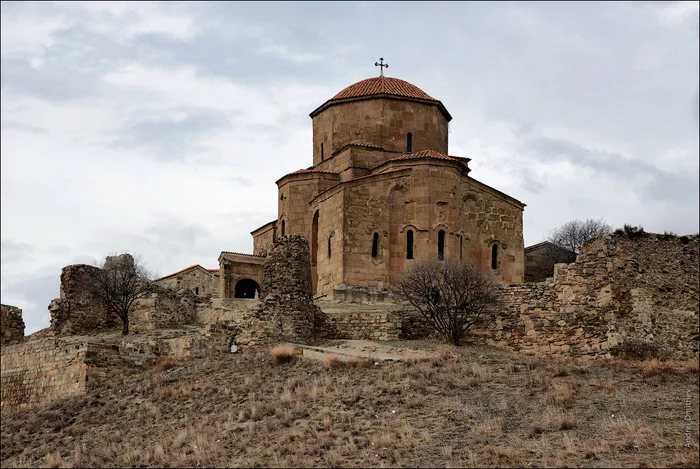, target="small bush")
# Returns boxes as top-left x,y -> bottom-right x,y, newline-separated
271,345 -> 299,365
154,357 -> 182,371
617,224 -> 647,239
610,340 -> 669,361
323,354 -> 344,369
